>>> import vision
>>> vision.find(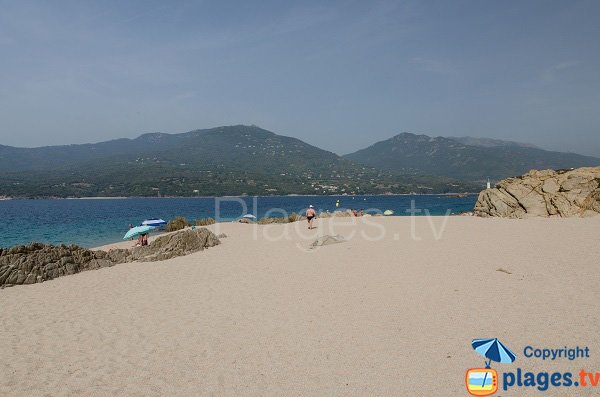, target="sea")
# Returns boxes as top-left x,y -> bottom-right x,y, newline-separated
0,195 -> 477,248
